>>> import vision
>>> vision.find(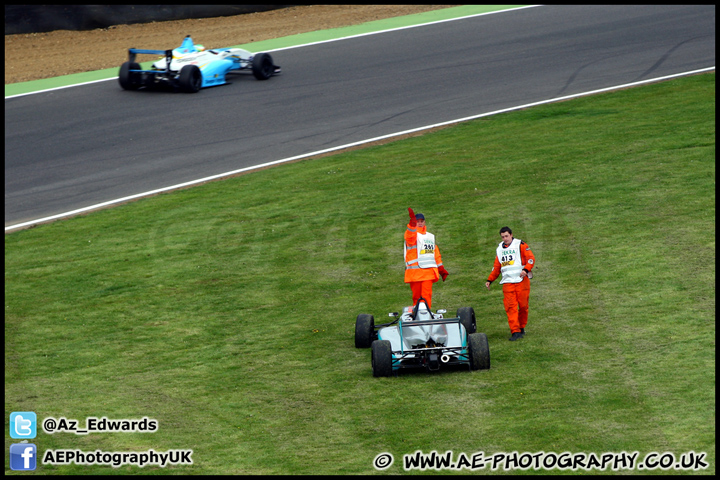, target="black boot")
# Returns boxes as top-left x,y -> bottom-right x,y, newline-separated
509,332 -> 523,341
